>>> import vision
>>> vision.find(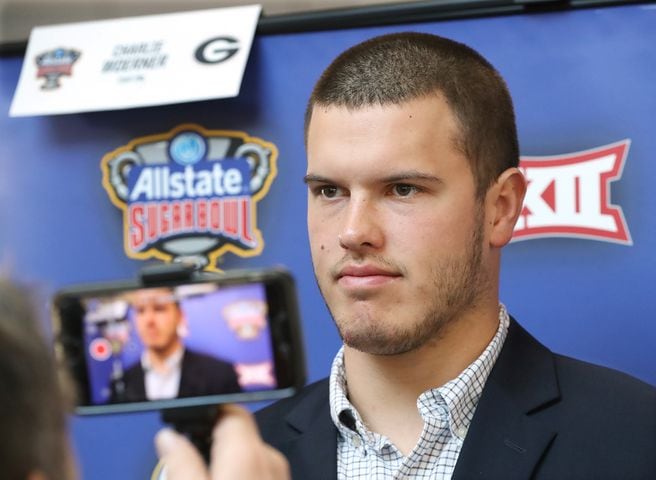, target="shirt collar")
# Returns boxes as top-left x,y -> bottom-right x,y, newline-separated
329,304 -> 510,443
141,345 -> 185,374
